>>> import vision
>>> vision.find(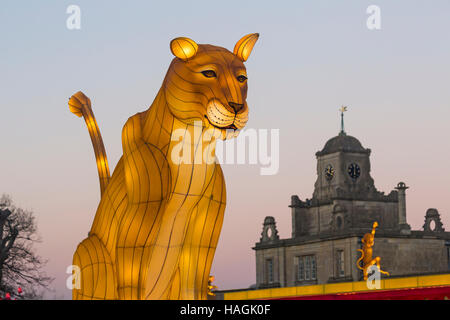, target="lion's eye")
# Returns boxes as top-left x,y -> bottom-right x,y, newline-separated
237,75 -> 248,83
201,70 -> 217,78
